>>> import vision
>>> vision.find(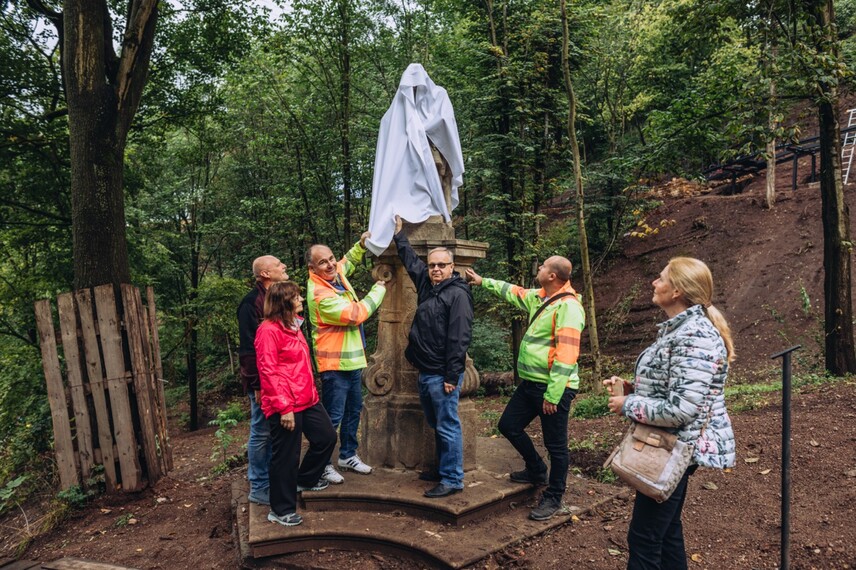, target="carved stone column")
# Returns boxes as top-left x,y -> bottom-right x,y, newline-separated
362,218 -> 488,472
